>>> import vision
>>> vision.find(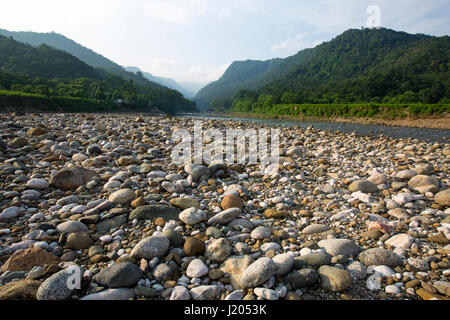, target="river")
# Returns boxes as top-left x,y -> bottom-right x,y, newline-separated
178,114 -> 450,144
